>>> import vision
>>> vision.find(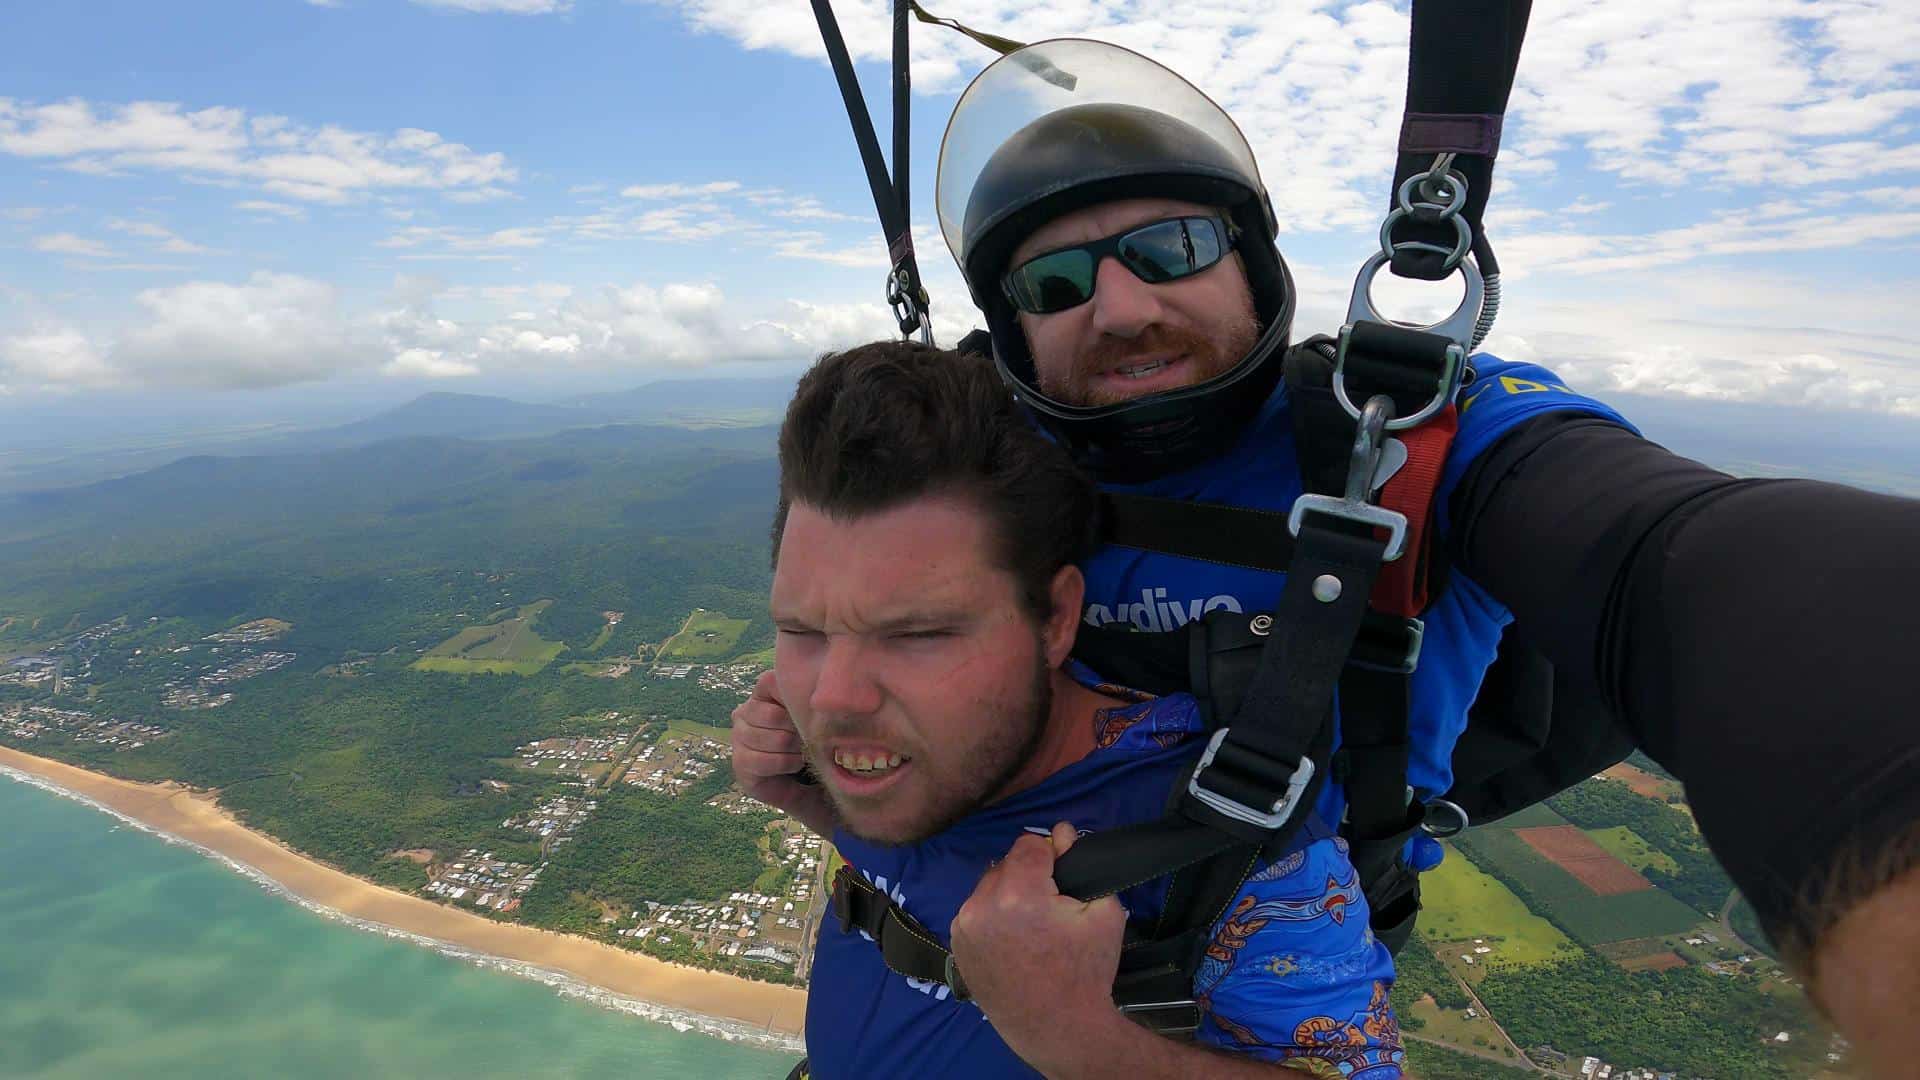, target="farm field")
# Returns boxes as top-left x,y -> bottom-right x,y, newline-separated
1586,825 -> 1681,875
1455,828 -> 1700,946
1420,841 -> 1579,970
658,608 -> 752,662
1515,825 -> 1651,895
1602,760 -> 1683,801
412,599 -> 566,675
1487,802 -> 1570,829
